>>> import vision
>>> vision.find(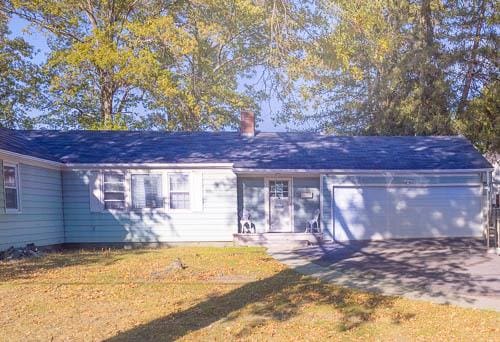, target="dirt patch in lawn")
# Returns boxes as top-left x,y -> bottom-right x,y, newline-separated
208,274 -> 258,283
0,247 -> 498,341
